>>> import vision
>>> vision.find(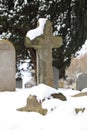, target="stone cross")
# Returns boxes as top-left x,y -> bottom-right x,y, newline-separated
0,39 -> 16,91
25,19 -> 62,87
